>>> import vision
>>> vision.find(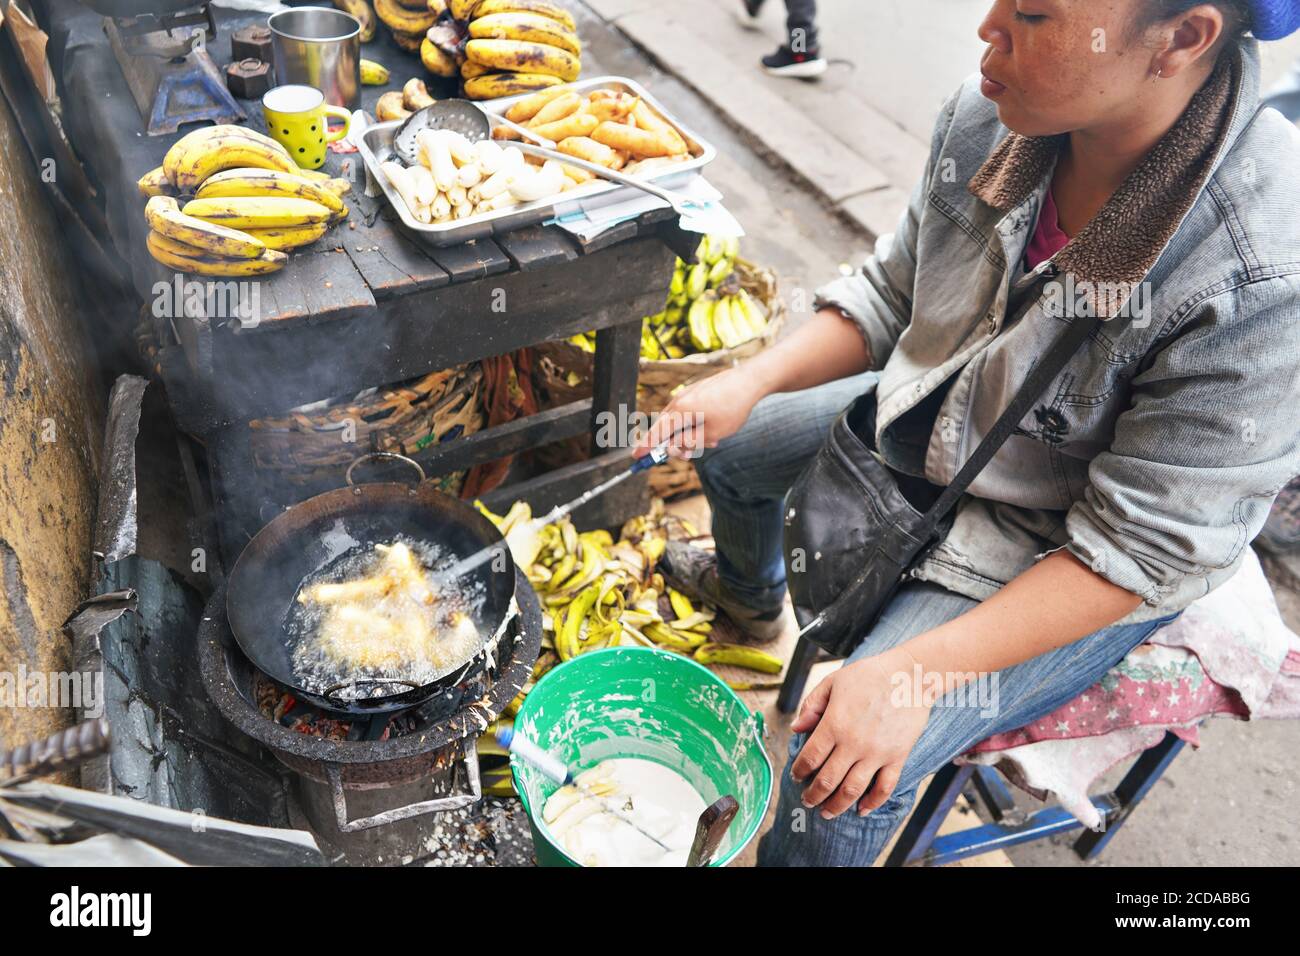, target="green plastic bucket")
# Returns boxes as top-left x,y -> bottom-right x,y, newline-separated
510,646 -> 772,867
